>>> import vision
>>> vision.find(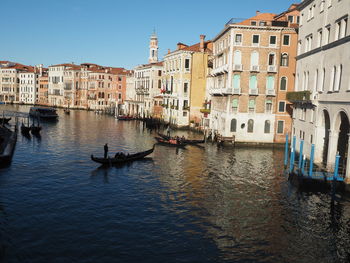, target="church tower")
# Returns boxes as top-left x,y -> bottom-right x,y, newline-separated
148,31 -> 158,64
